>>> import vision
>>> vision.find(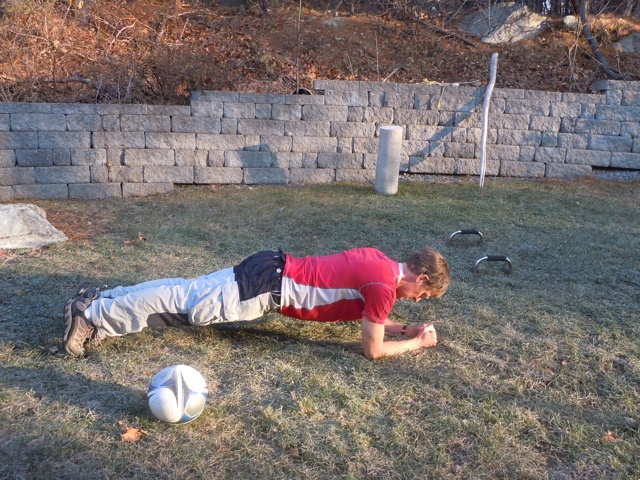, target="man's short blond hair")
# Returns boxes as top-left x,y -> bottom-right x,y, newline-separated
404,248 -> 450,298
